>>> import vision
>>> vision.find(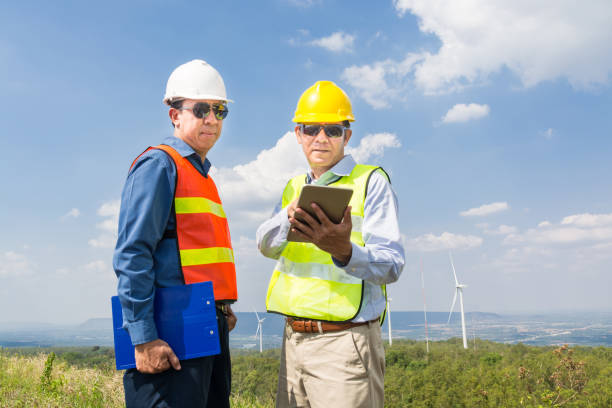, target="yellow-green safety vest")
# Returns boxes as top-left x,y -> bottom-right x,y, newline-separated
266,164 -> 388,322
